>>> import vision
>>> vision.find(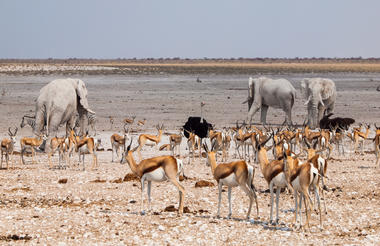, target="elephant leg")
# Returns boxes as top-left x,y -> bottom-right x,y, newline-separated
282,103 -> 293,125
247,103 -> 261,125
260,104 -> 269,125
45,115 -> 61,153
34,106 -> 46,136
